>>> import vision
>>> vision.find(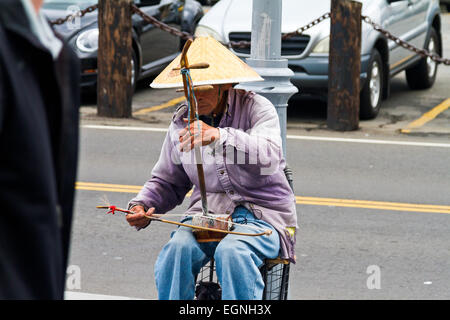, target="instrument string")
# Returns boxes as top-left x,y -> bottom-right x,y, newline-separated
181,68 -> 201,137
